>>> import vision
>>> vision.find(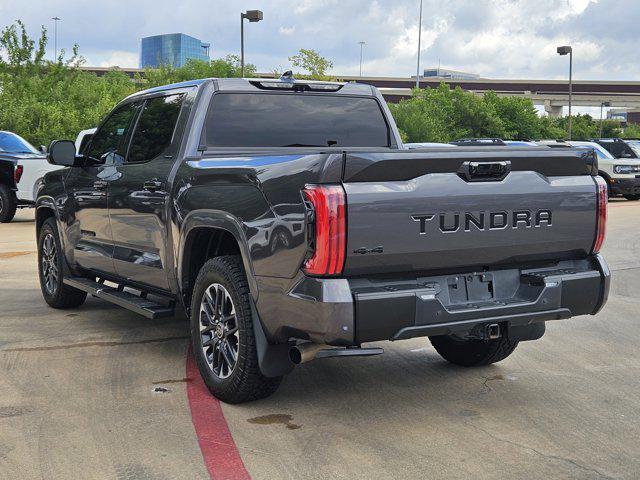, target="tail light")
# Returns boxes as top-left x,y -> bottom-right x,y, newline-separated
592,176 -> 607,254
14,165 -> 23,184
302,184 -> 347,276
